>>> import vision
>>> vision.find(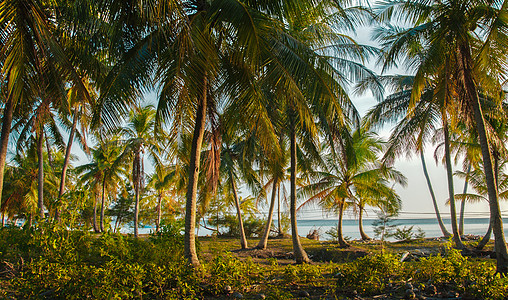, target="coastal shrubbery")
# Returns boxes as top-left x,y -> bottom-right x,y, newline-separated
0,225 -> 507,299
